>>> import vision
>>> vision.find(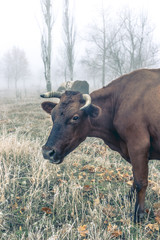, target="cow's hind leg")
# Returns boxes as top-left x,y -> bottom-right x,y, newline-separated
127,138 -> 149,223
133,175 -> 148,223
128,182 -> 136,202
